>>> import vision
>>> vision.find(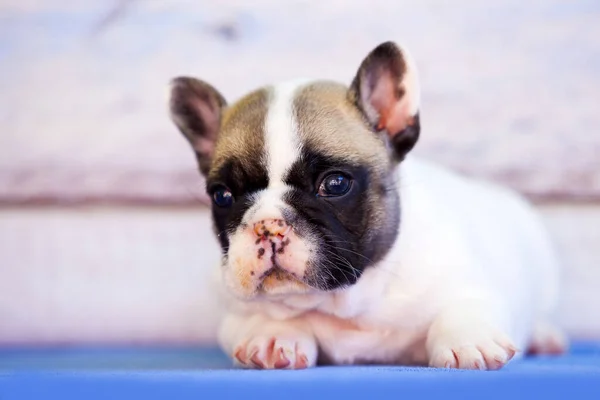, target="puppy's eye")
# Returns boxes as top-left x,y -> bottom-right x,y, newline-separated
213,186 -> 234,208
318,173 -> 352,197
